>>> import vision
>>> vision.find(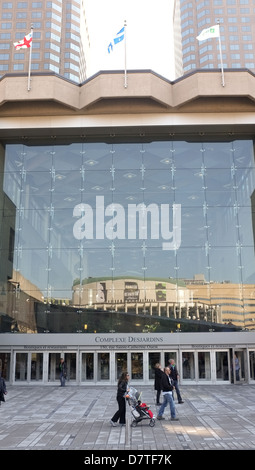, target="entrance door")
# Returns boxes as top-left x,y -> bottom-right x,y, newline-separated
232,348 -> 248,383
15,352 -> 28,381
215,350 -> 230,382
115,353 -> 127,381
249,350 -> 255,381
48,353 -> 76,383
131,352 -> 143,380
